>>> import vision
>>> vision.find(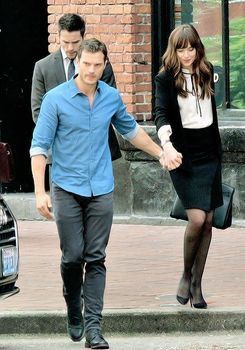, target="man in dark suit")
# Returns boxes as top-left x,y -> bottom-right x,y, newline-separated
31,13 -> 121,161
